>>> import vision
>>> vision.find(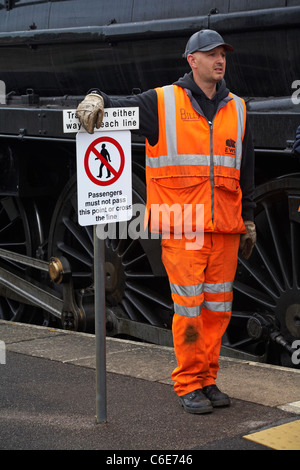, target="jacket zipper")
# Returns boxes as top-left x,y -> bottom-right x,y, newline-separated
208,119 -> 214,223
187,90 -> 230,226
